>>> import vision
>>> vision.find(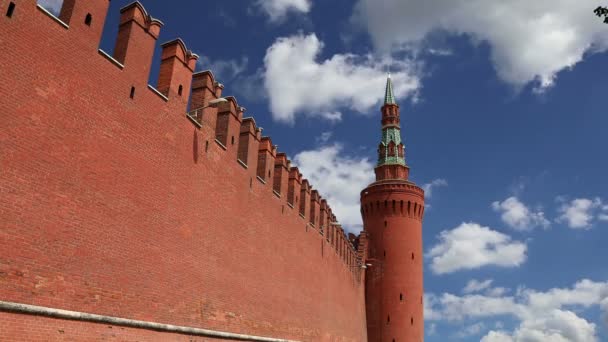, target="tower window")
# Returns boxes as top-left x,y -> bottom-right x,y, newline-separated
412,252 -> 415,260
411,317 -> 414,325
384,220 -> 387,227
205,141 -> 209,152
387,315 -> 390,324
6,2 -> 15,17
178,85 -> 183,96
400,293 -> 403,301
84,13 -> 92,26
231,136 -> 235,145
130,86 -> 135,99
